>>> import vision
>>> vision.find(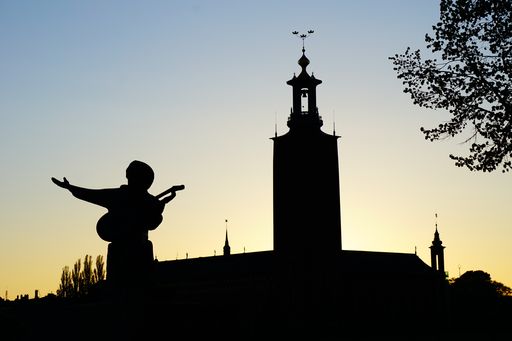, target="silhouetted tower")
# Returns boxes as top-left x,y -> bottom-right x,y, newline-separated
272,33 -> 341,257
223,220 -> 231,256
430,225 -> 445,276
